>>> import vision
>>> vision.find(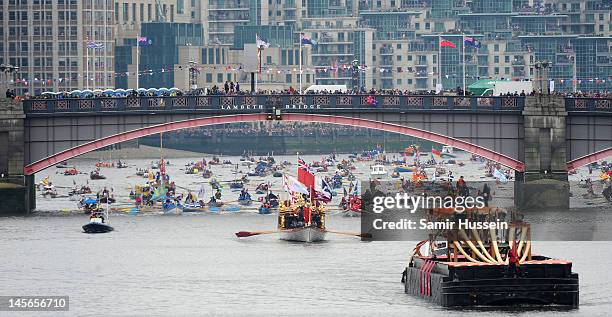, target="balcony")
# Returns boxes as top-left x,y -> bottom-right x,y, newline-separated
312,51 -> 353,56
379,48 -> 394,55
208,5 -> 249,10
